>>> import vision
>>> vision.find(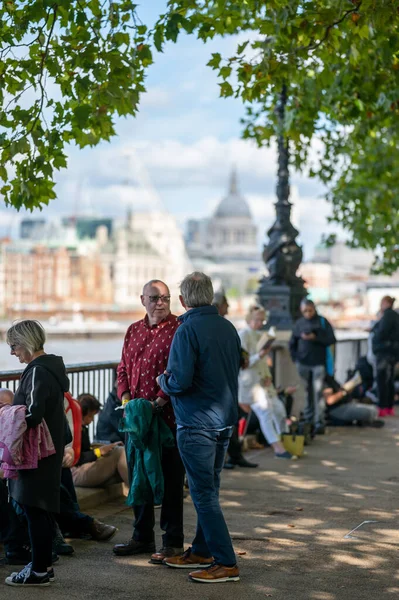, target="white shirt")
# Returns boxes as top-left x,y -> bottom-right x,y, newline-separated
238,326 -> 272,405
